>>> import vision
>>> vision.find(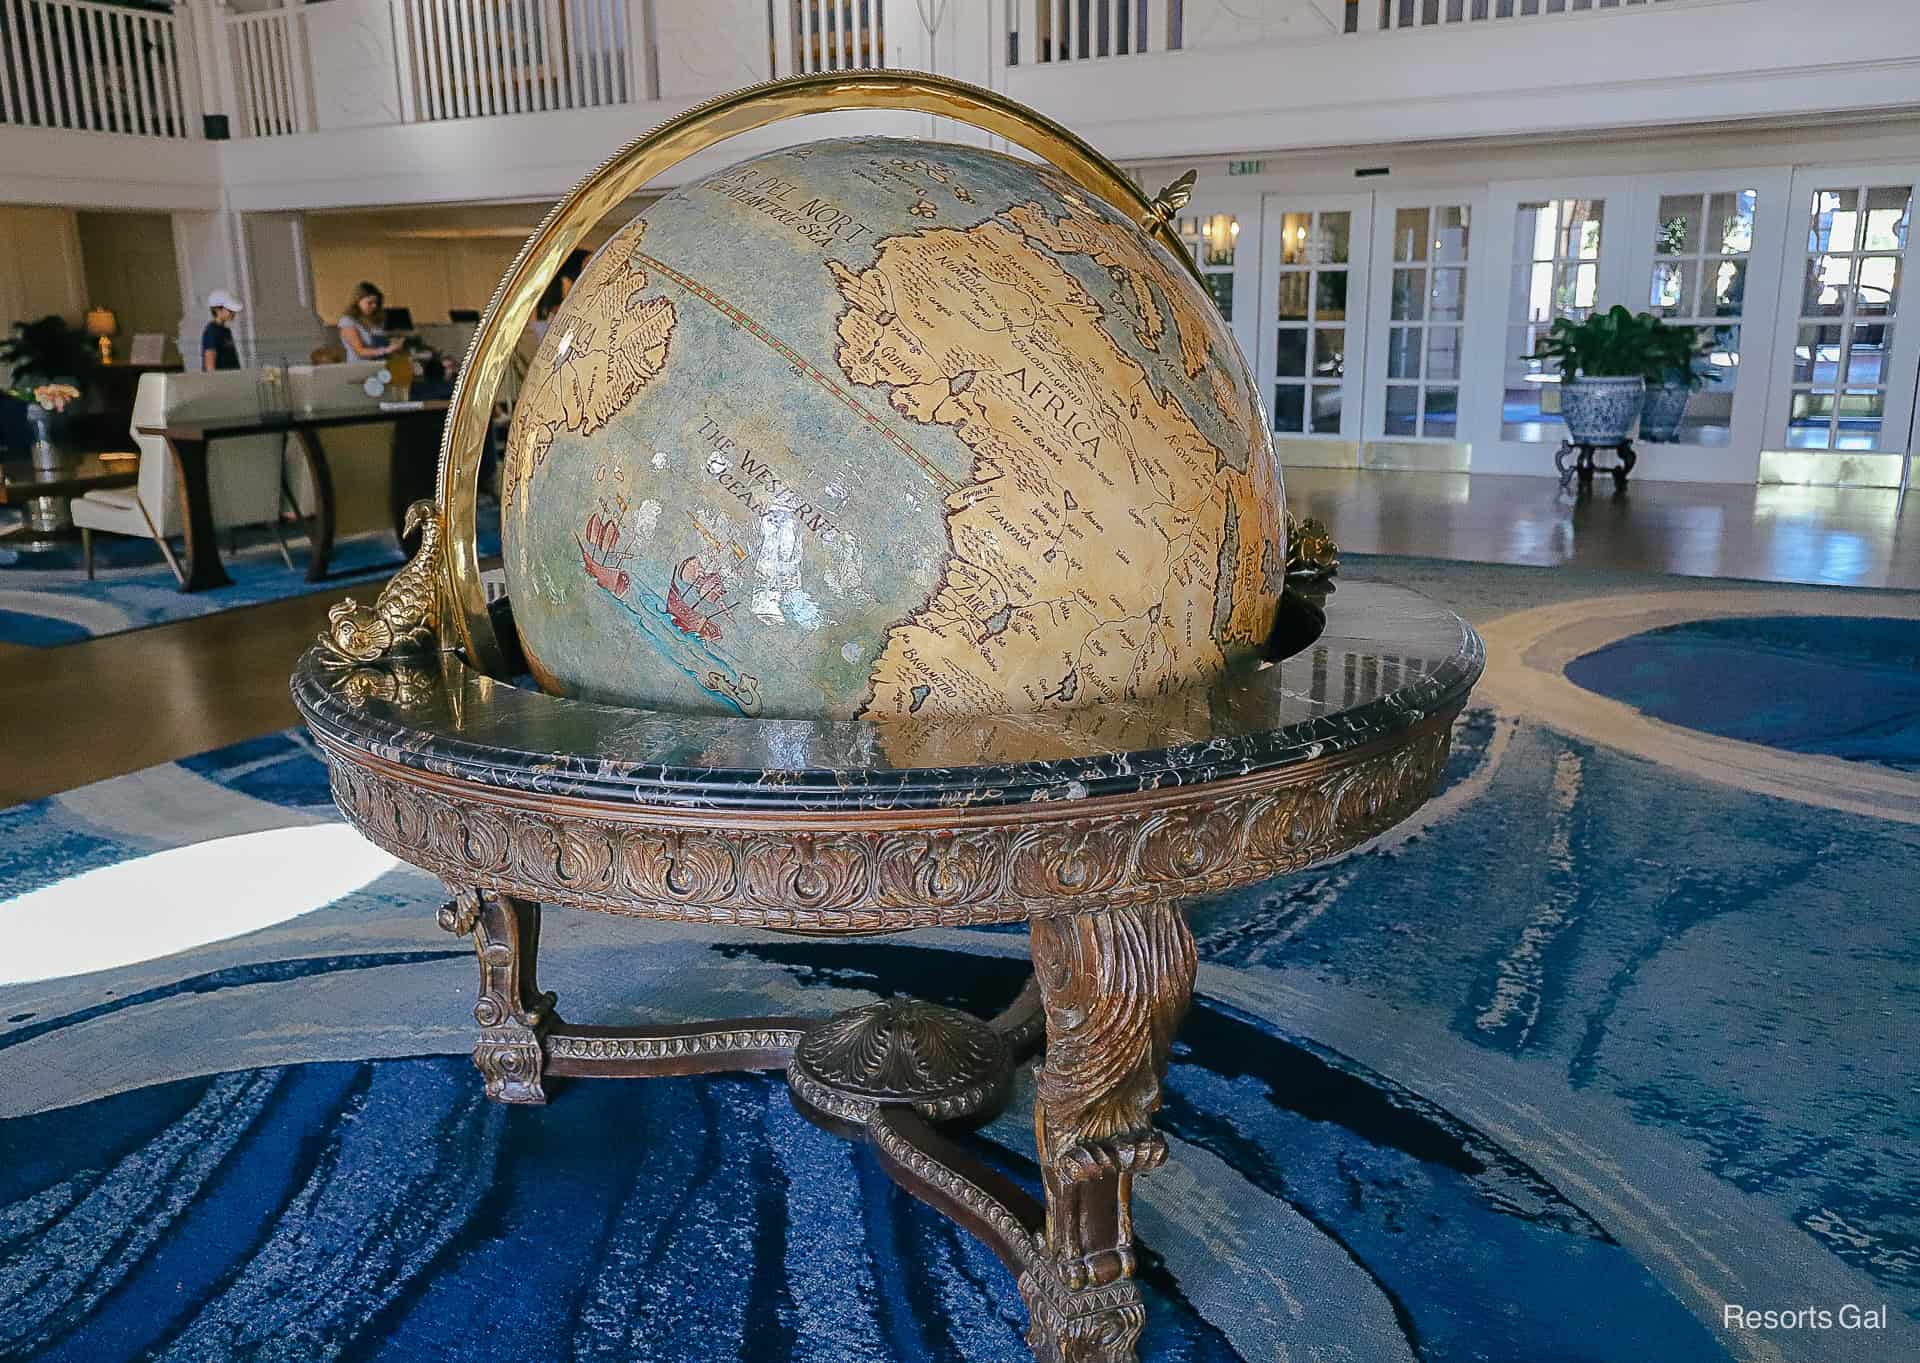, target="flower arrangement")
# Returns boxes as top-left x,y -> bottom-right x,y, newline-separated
4,382 -> 81,412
